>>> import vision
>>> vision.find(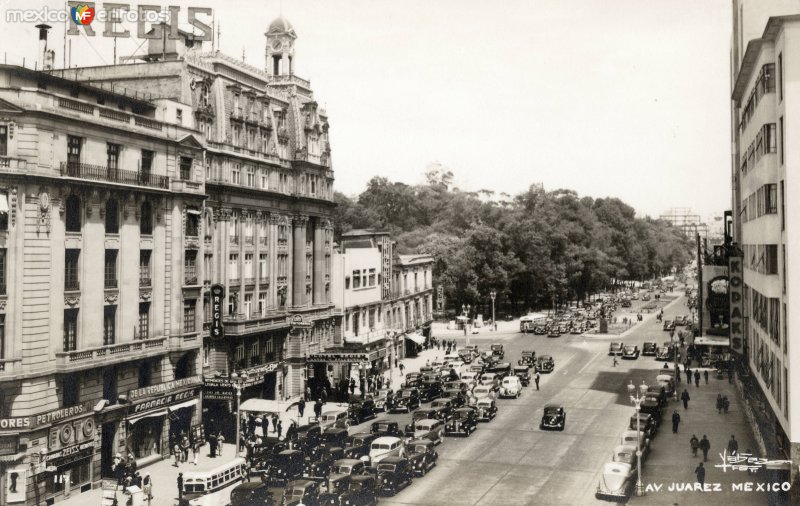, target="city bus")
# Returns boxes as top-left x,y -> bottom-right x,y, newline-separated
519,313 -> 548,333
182,457 -> 247,506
